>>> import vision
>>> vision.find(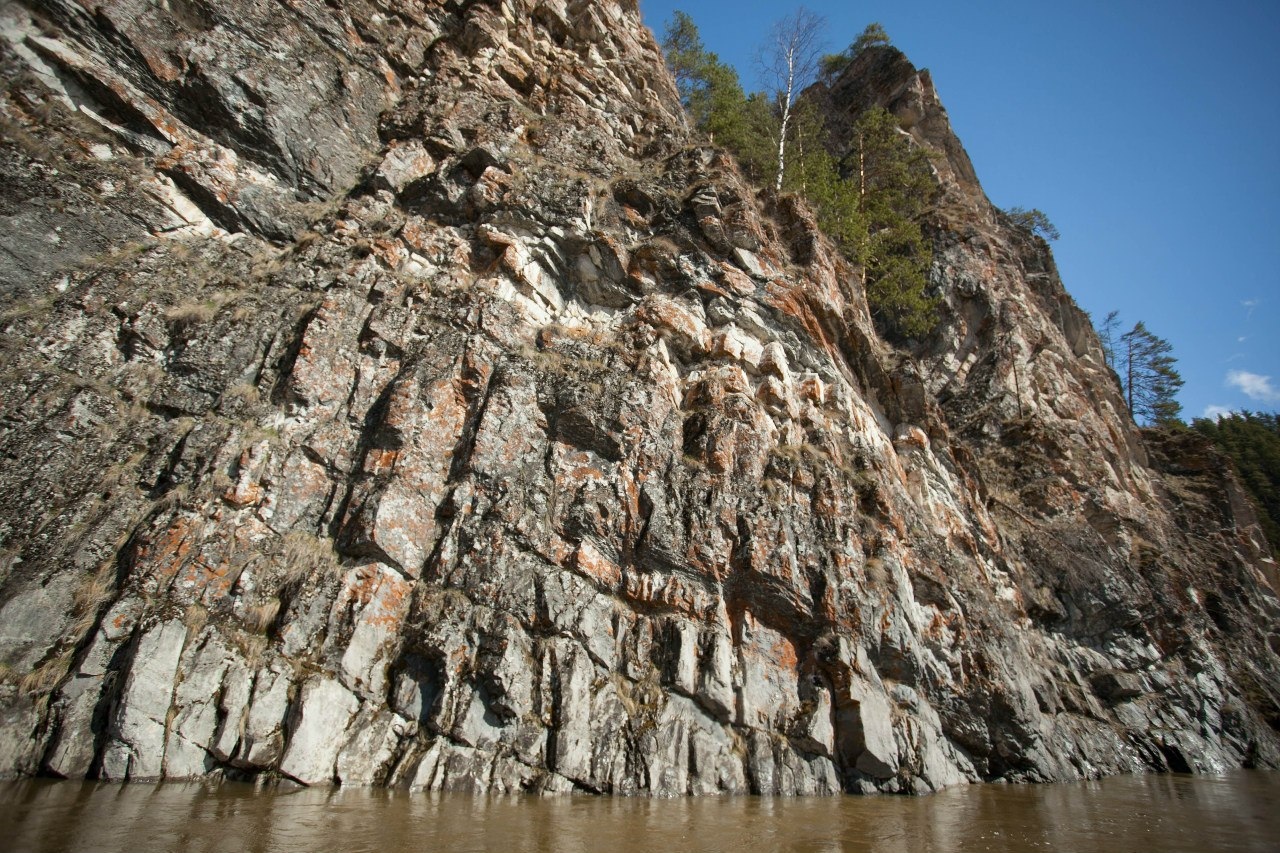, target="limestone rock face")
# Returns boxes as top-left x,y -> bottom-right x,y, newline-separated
0,2 -> 1276,796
